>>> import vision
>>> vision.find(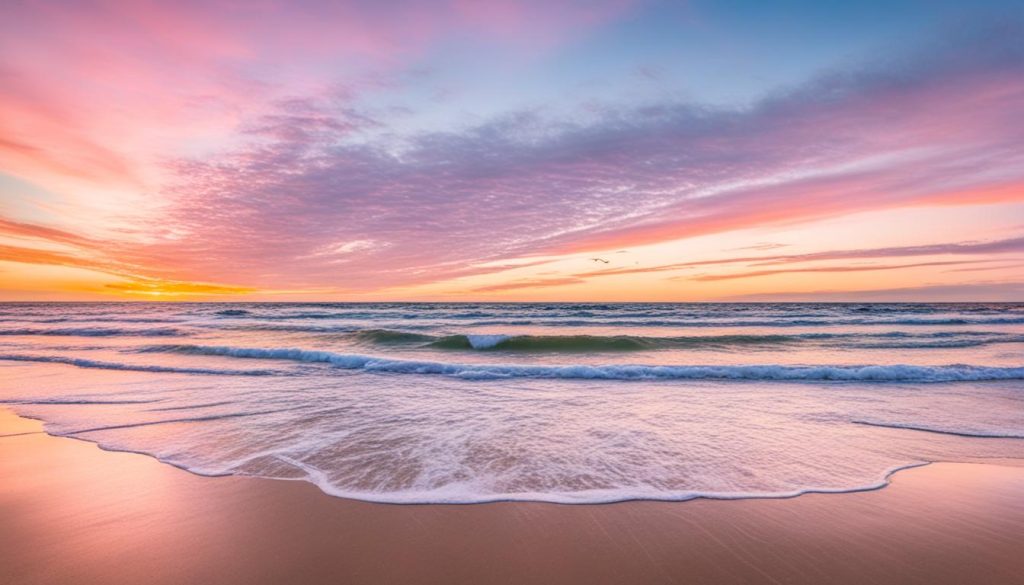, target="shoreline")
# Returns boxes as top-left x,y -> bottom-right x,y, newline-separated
0,408 -> 943,505
3,409 -> 1024,584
